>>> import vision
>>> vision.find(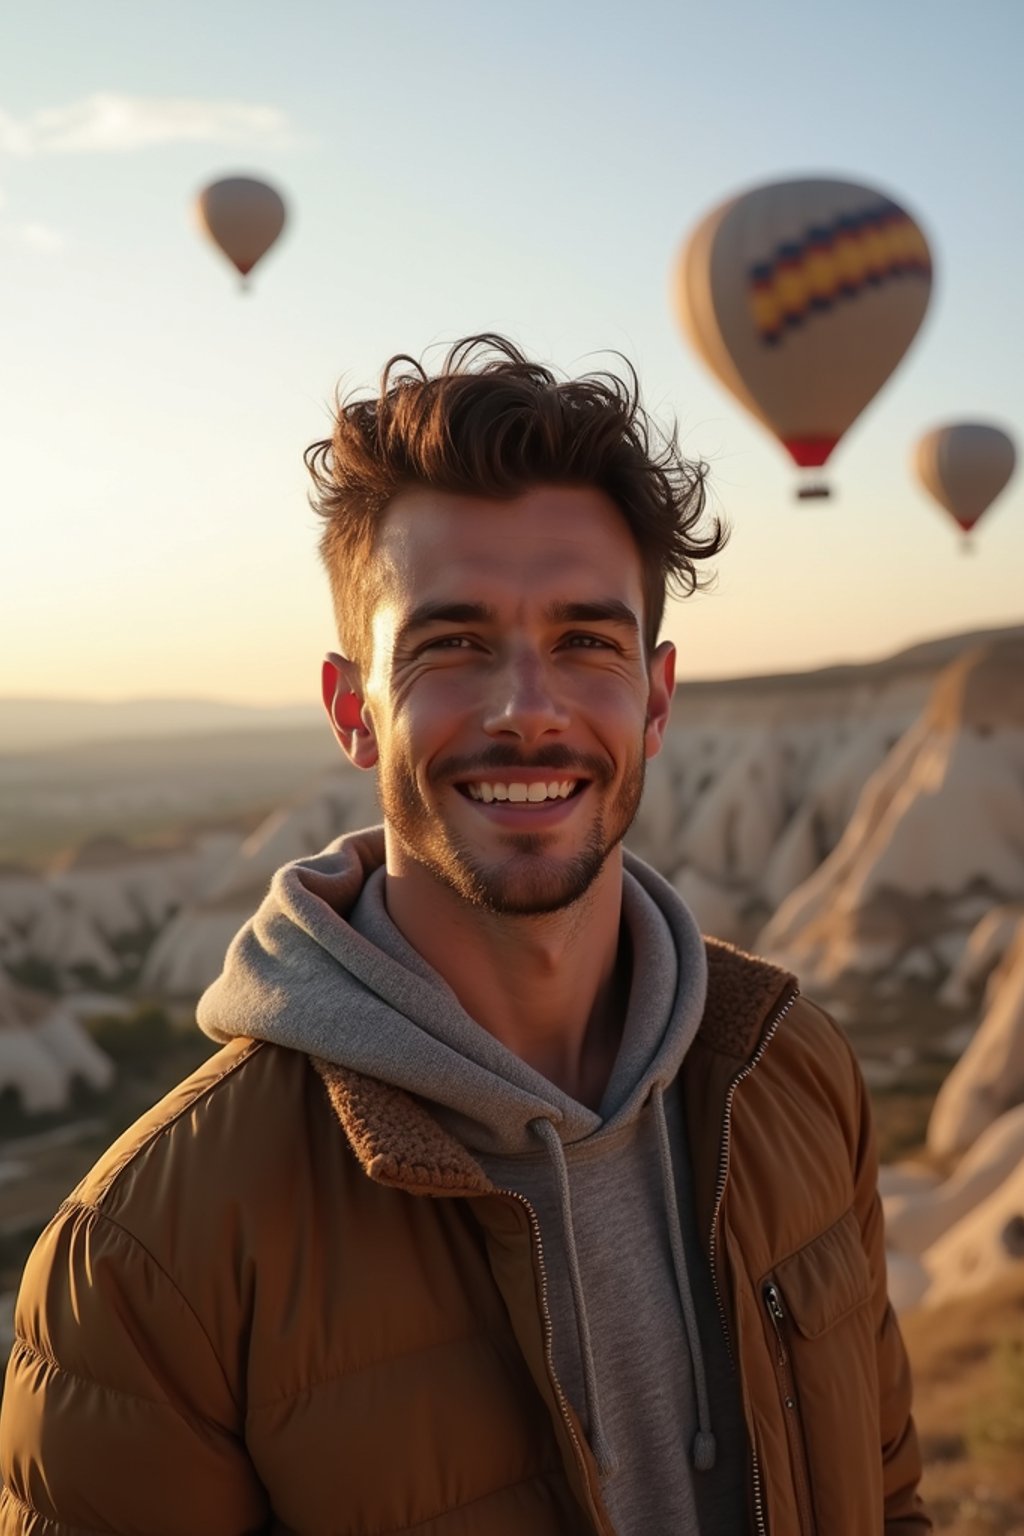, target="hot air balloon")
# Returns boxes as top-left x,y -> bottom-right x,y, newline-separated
195,175 -> 287,289
914,422 -> 1016,543
672,176 -> 933,498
